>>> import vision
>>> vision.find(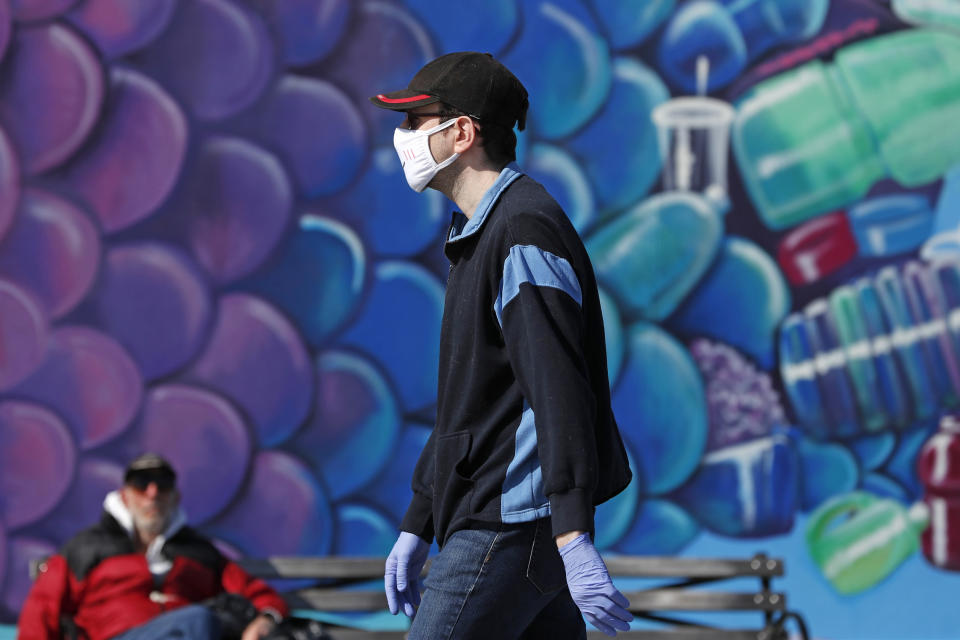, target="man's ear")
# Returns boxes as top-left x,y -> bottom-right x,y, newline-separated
120,487 -> 131,506
453,116 -> 479,153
